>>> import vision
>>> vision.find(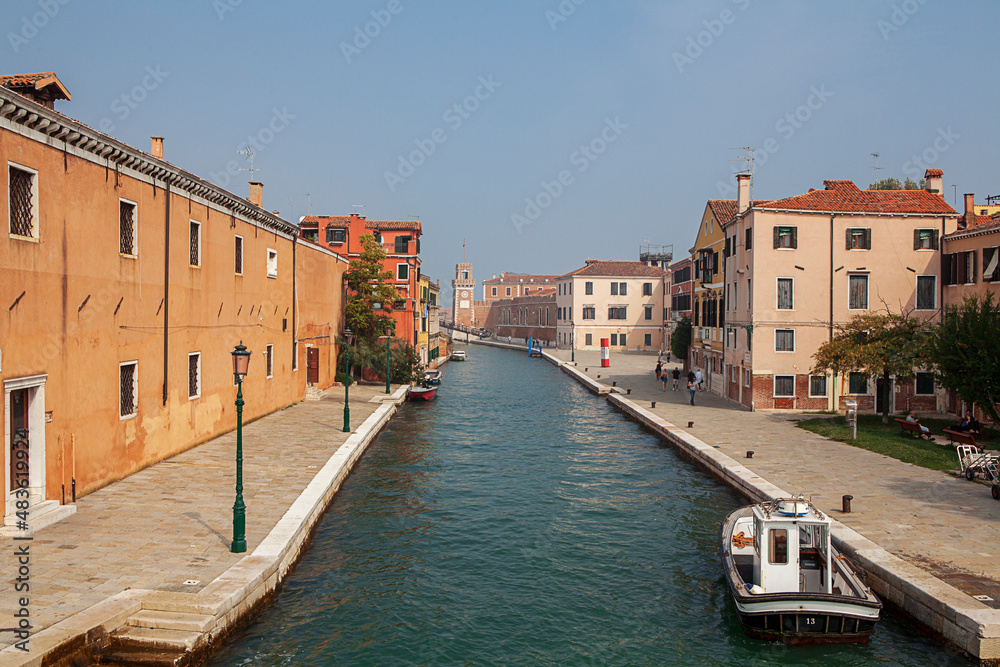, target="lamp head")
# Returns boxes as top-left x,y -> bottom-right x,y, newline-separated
232,341 -> 251,382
